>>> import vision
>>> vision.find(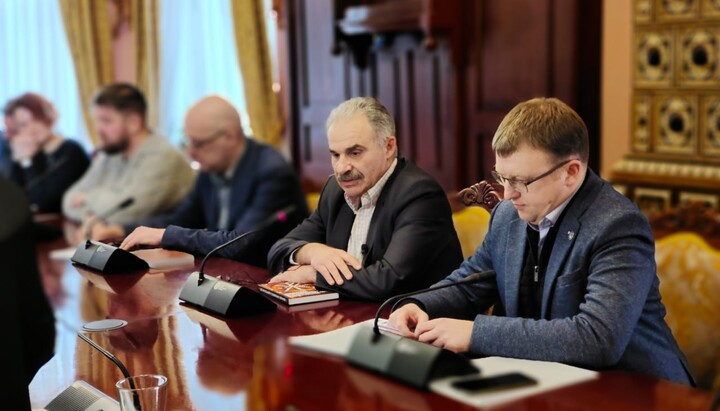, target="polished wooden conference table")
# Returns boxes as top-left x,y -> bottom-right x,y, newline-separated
29,237 -> 714,411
